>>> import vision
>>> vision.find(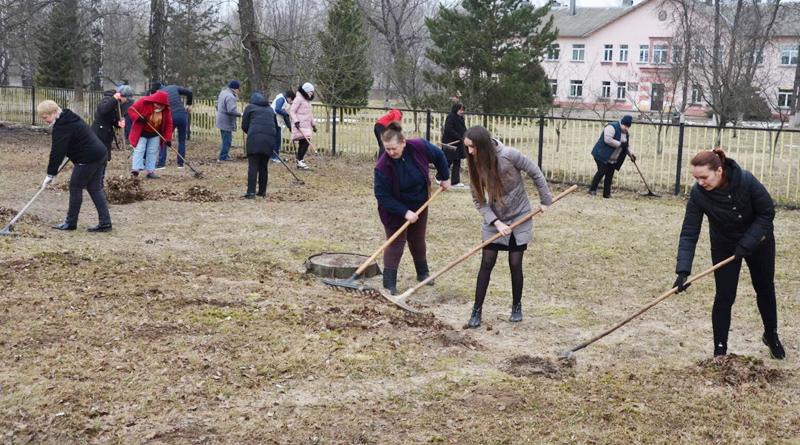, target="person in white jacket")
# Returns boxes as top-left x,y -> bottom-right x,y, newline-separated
270,90 -> 295,163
